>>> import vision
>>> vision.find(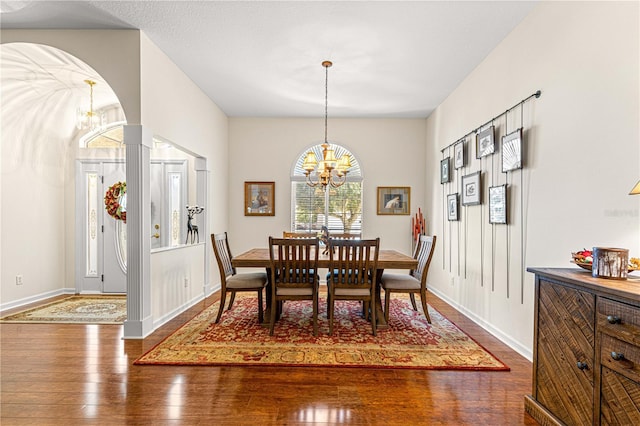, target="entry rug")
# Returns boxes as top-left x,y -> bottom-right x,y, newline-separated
135,294 -> 509,370
0,295 -> 126,324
